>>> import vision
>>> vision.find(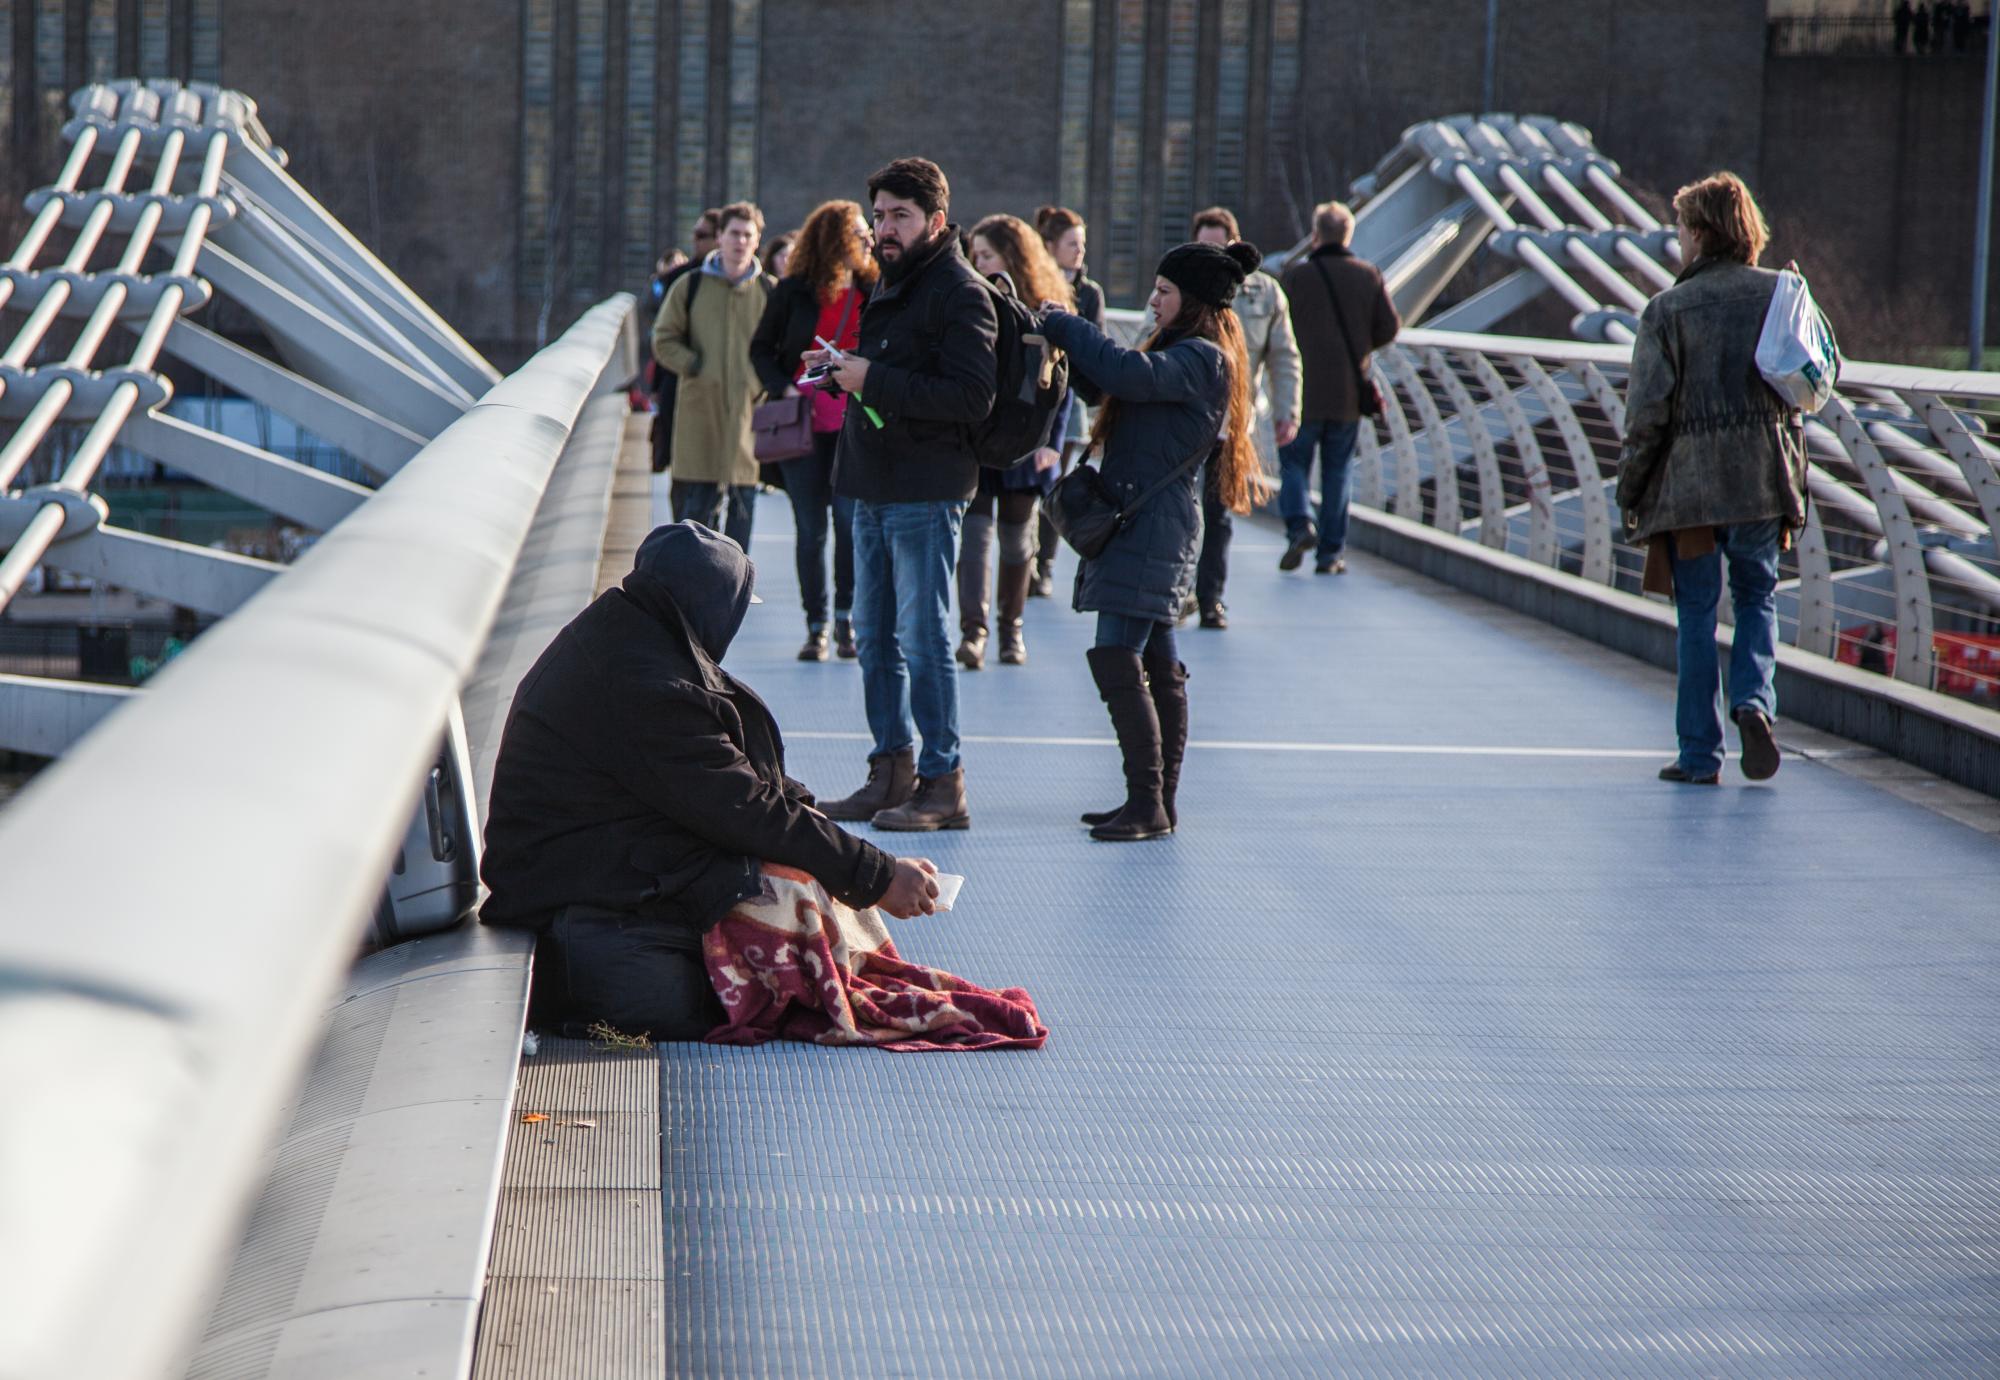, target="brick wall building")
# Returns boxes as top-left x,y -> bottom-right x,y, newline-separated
0,0 -> 1988,365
